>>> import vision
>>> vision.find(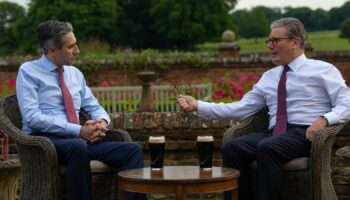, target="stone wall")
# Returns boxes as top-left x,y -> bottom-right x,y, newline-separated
333,146 -> 350,200
1,51 -> 350,87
